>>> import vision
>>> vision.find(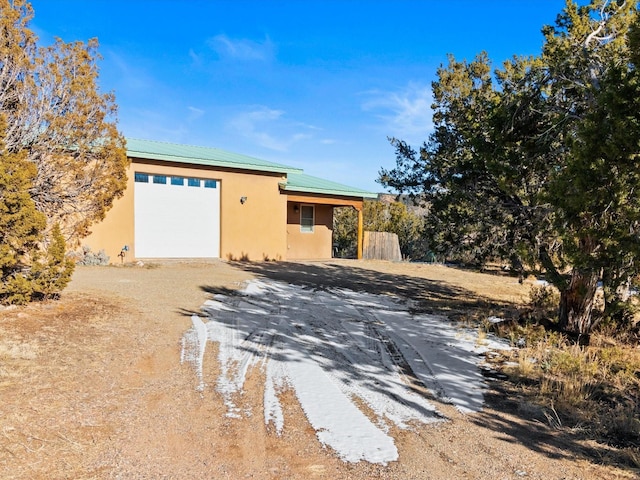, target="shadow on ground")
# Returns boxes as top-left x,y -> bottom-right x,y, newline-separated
184,260 -> 637,475
474,384 -> 636,473
227,260 -> 512,318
